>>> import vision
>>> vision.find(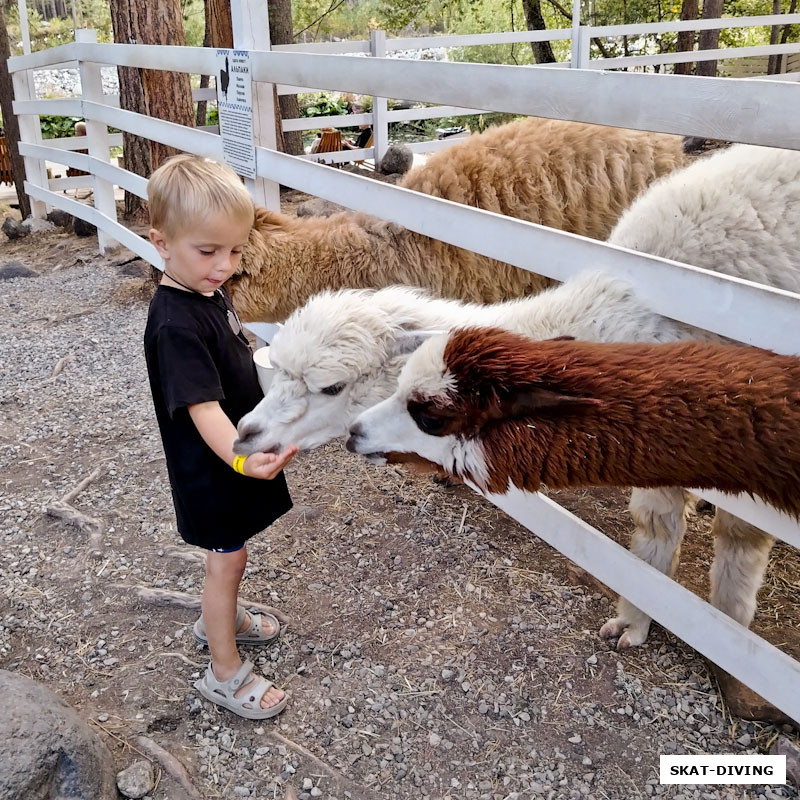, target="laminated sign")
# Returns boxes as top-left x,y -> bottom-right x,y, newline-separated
215,49 -> 256,179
